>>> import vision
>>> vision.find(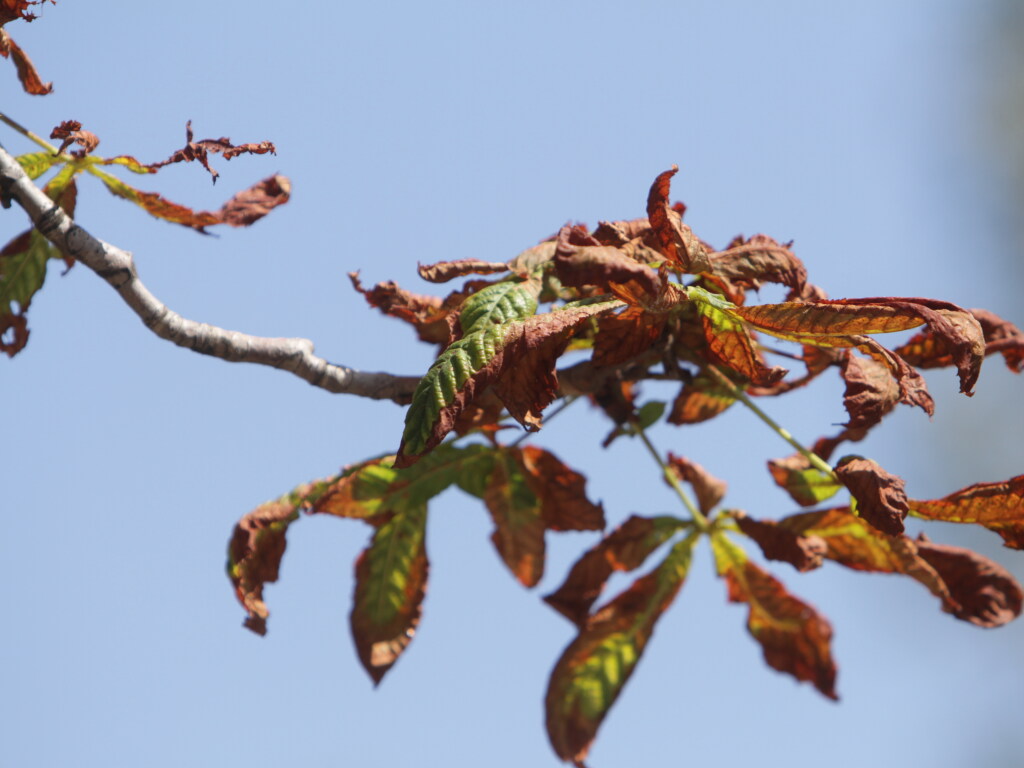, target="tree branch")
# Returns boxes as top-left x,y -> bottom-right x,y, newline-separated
0,143 -> 420,402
